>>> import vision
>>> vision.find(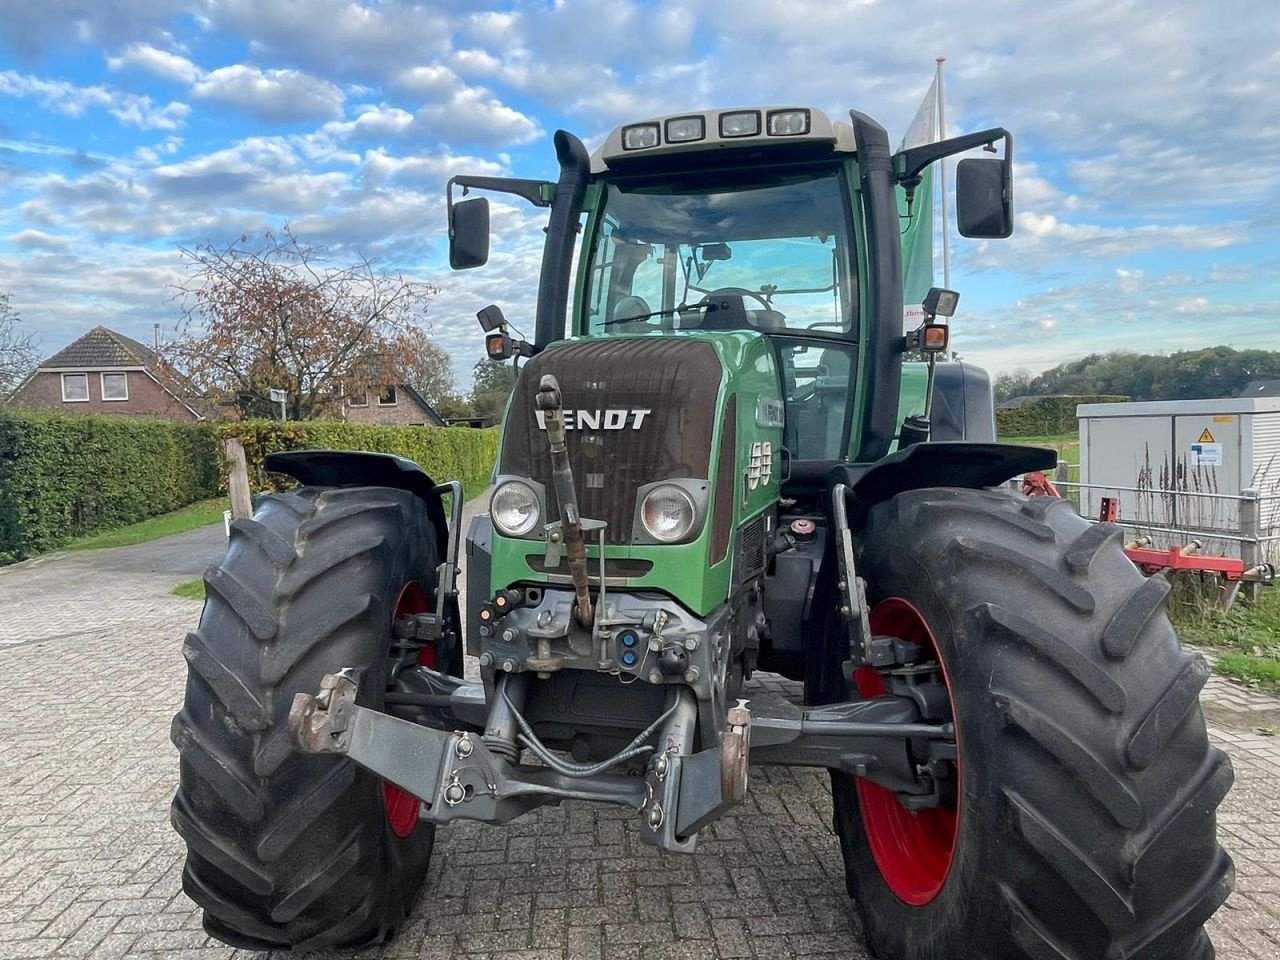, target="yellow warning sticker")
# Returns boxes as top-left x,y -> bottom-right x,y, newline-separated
1198,428 -> 1215,443
1214,415 -> 1234,424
